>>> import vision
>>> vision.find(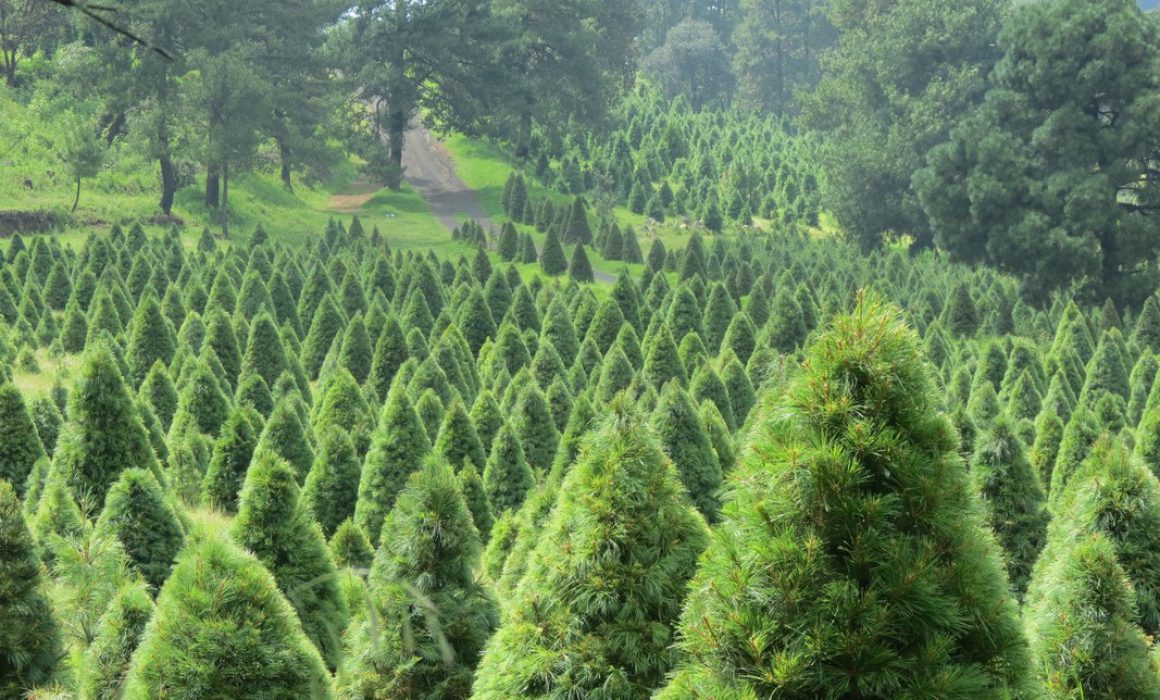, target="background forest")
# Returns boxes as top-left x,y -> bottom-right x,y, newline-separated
4,0 -> 1160,699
